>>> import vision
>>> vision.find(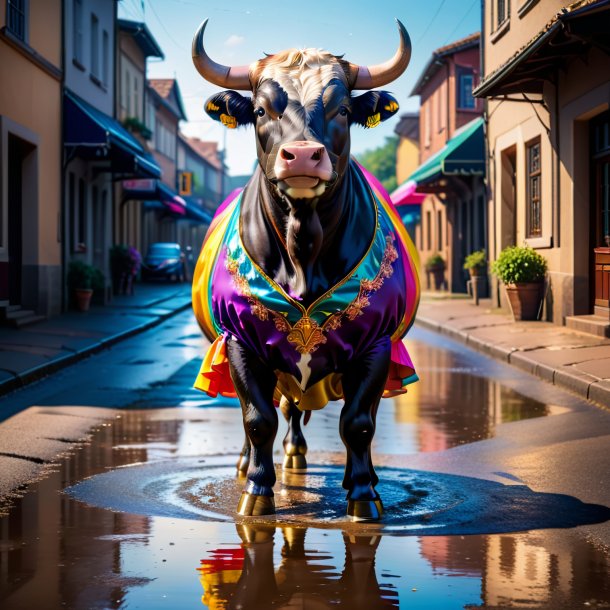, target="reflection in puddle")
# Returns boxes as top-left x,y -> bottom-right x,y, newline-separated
0,413 -> 607,609
385,336 -> 558,454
